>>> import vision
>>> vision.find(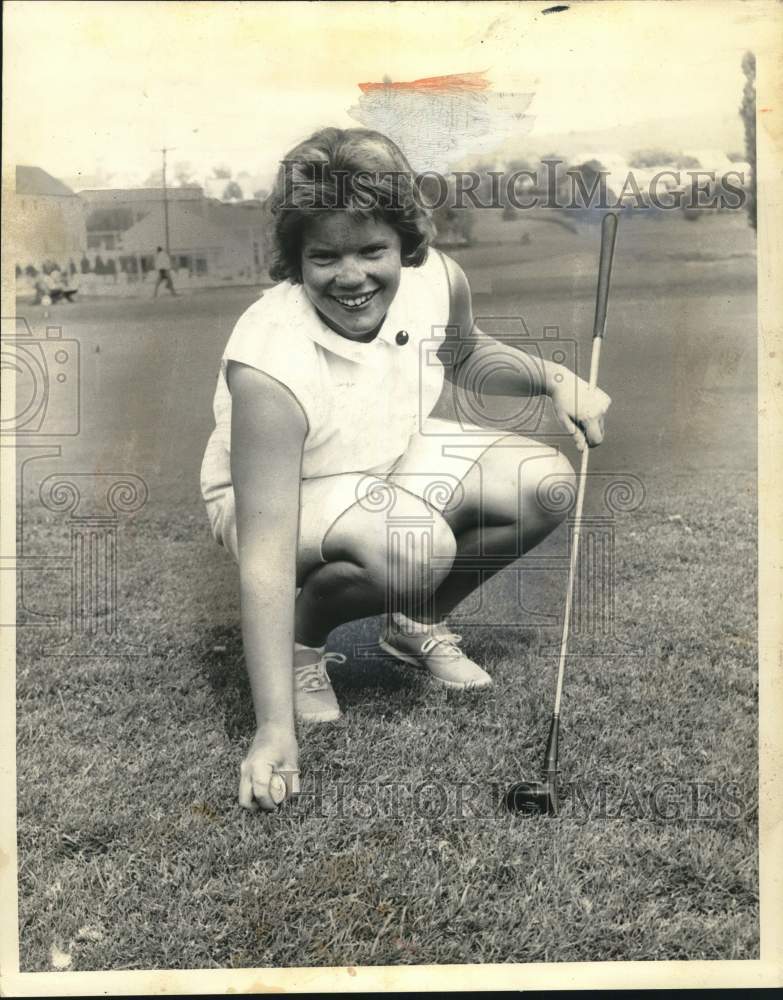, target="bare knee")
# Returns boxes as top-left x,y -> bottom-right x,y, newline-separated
322,484 -> 458,603
303,556 -> 367,600
354,512 -> 456,603
385,514 -> 457,600
531,449 -> 577,527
